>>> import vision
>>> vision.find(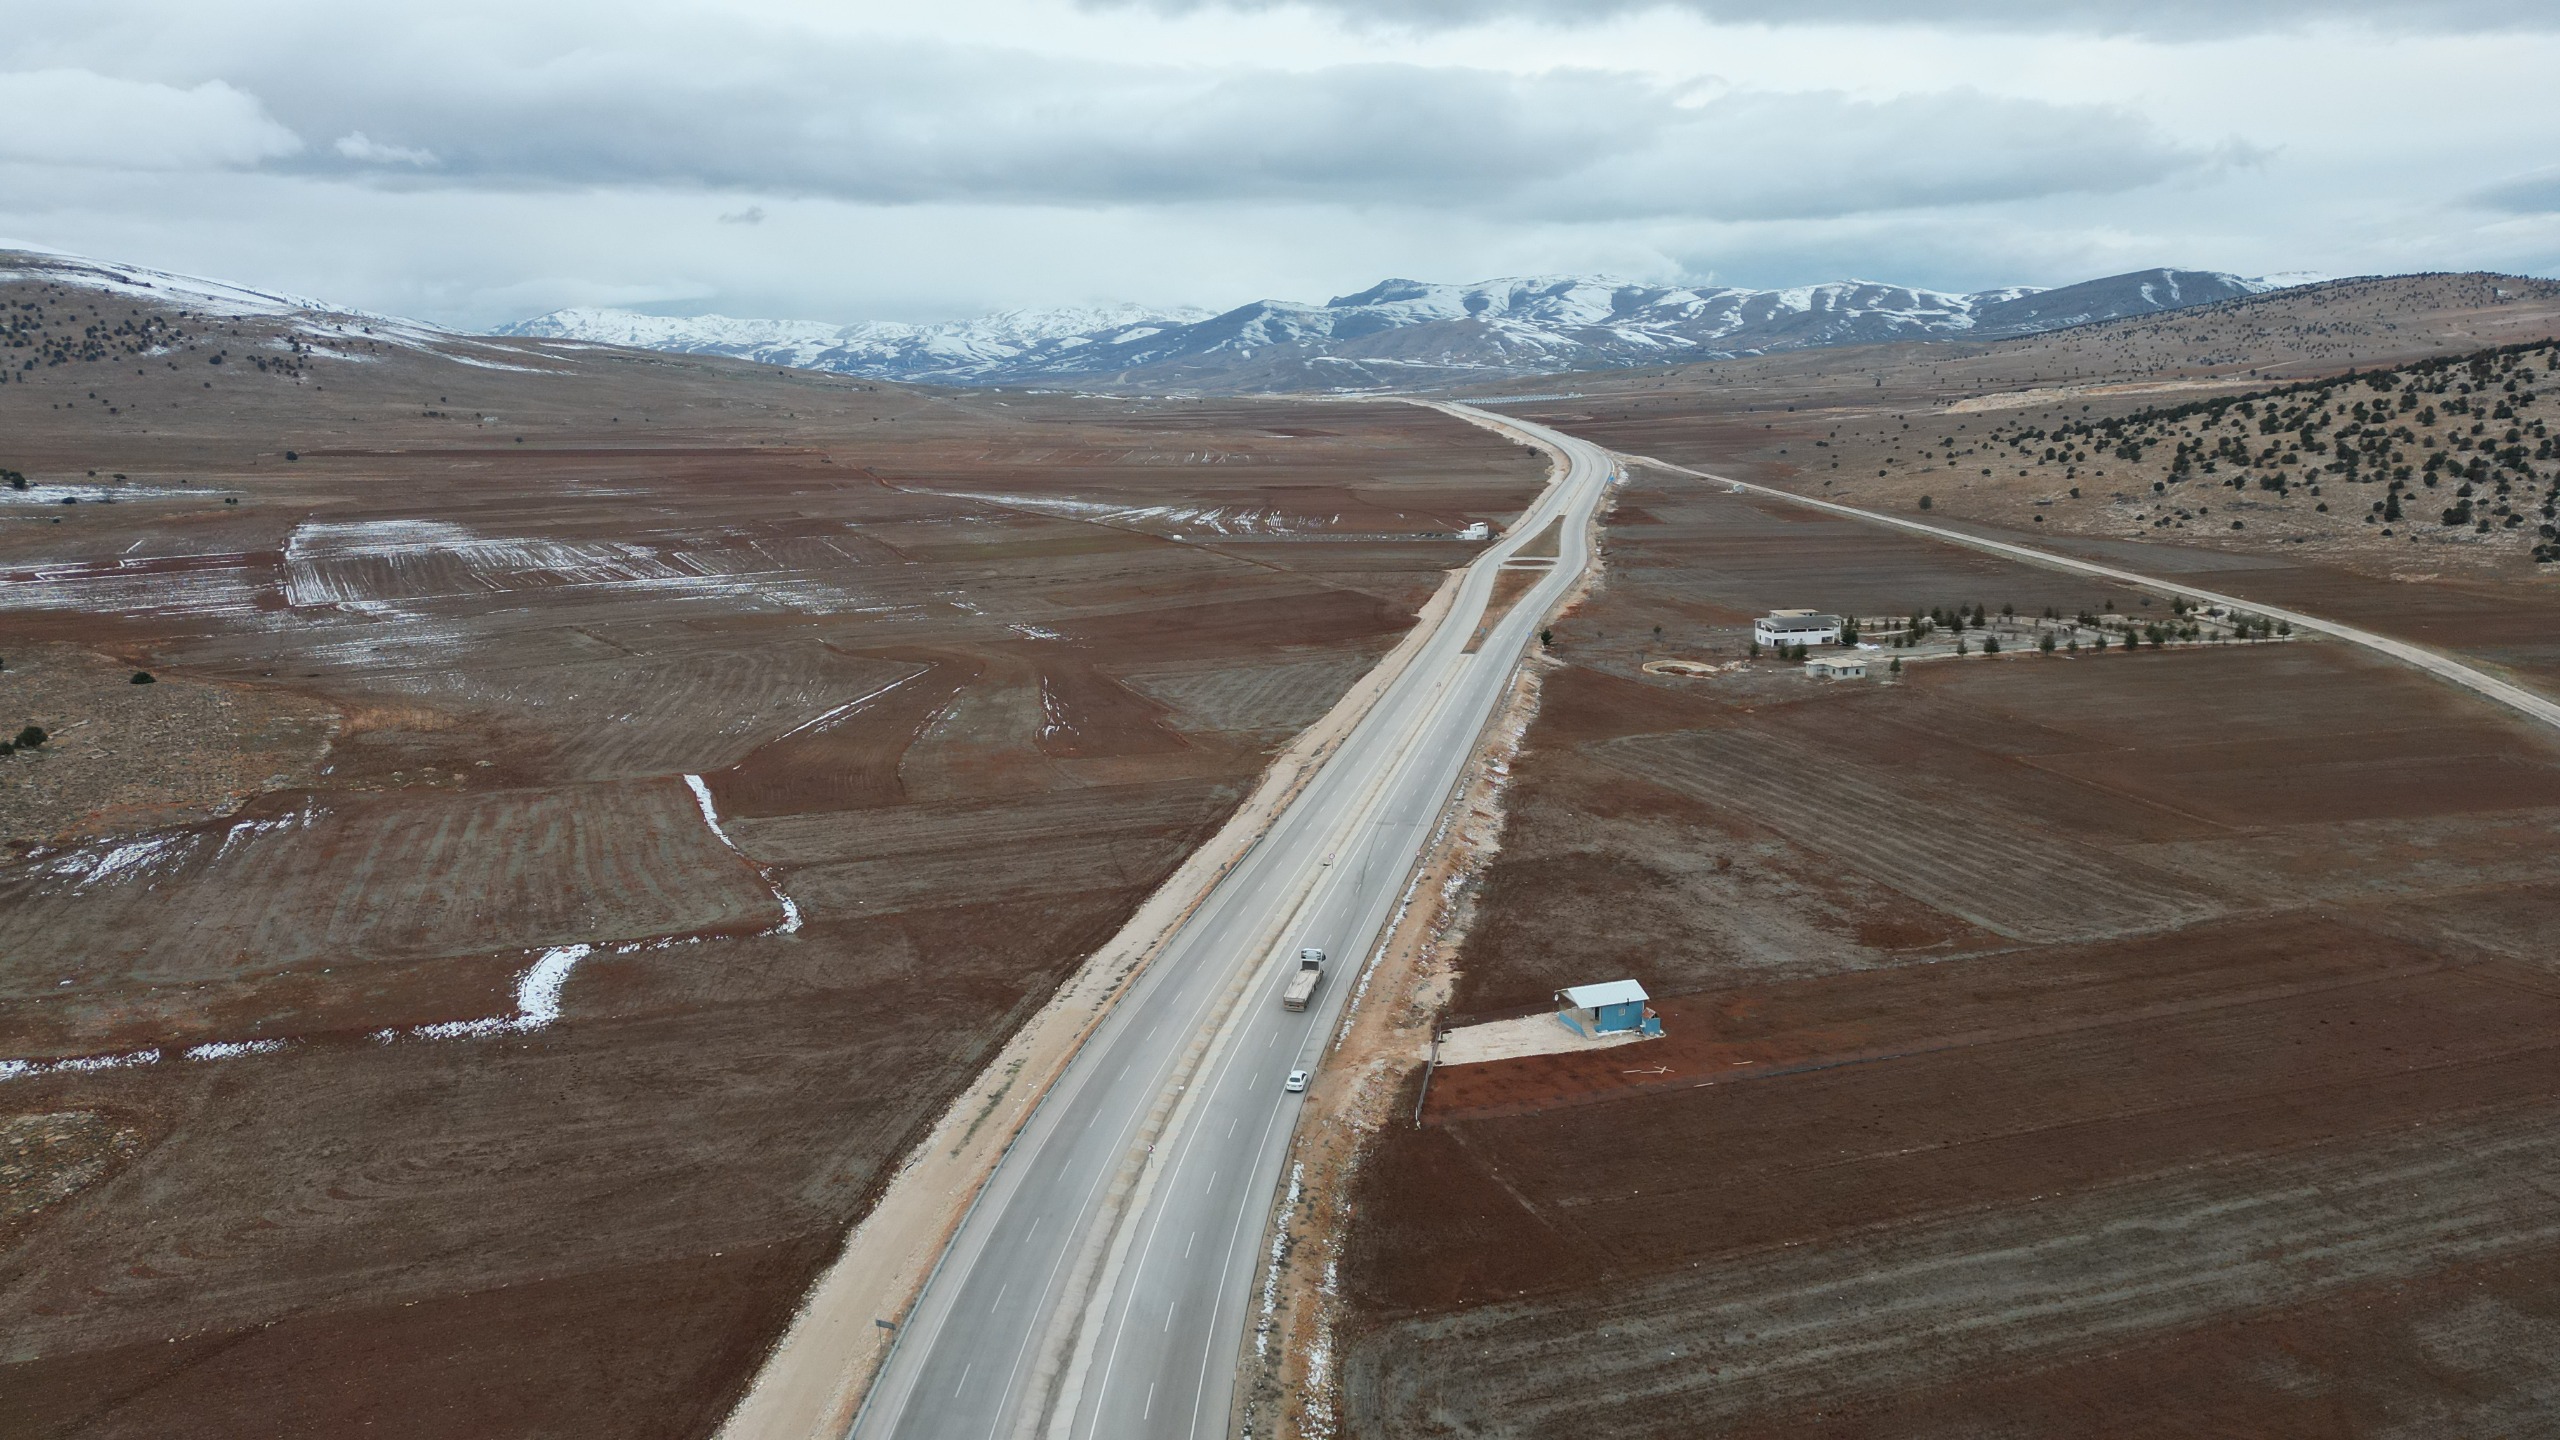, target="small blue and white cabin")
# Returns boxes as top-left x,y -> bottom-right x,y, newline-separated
1555,979 -> 1662,1037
